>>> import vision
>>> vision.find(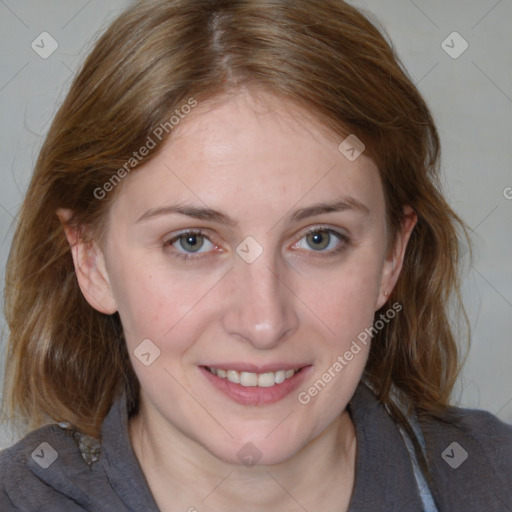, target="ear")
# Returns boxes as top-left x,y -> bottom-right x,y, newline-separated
56,208 -> 117,315
375,205 -> 417,310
